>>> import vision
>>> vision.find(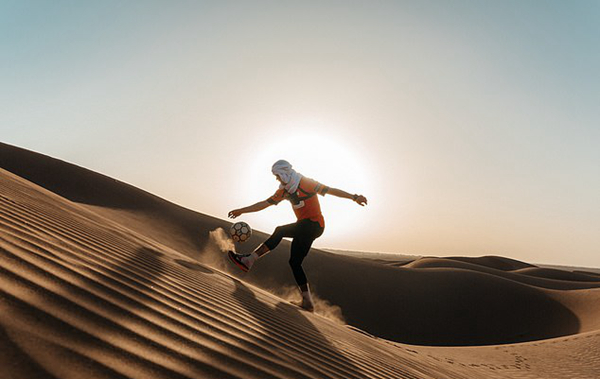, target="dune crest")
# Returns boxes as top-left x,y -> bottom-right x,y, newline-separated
1,143 -> 600,378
